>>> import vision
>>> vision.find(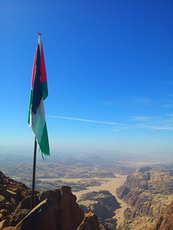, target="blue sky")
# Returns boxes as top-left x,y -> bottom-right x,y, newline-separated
0,0 -> 173,157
